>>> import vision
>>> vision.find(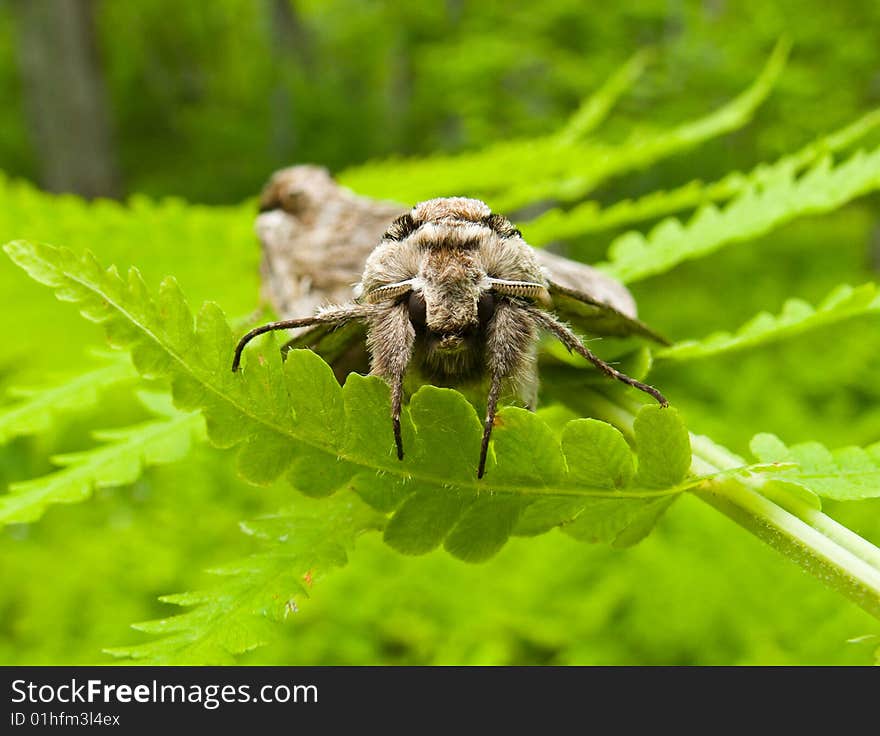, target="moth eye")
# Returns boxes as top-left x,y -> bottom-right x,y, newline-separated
477,292 -> 496,328
408,291 -> 427,329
